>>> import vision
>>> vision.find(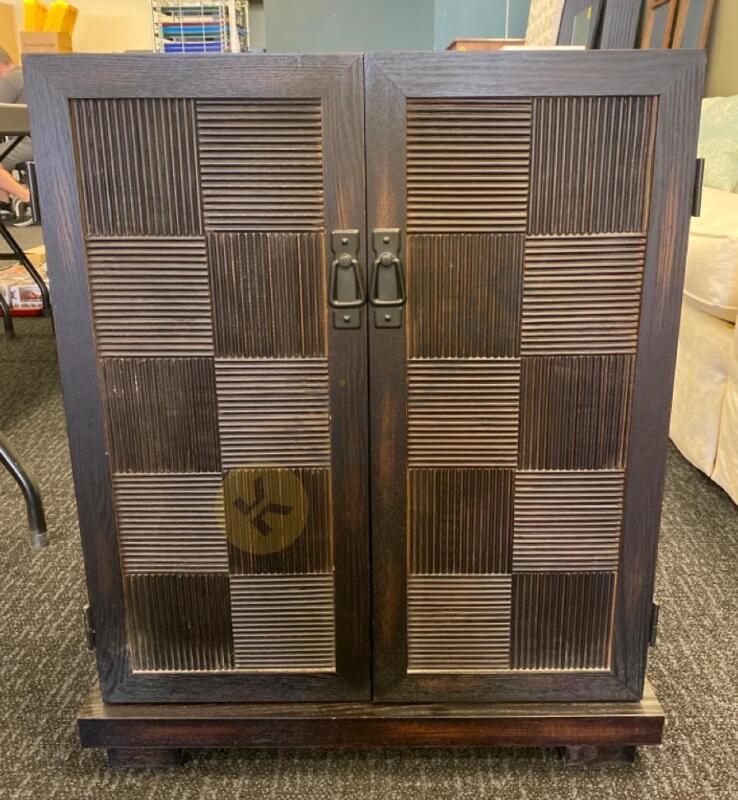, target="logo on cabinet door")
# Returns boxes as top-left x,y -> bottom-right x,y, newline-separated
222,468 -> 309,555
